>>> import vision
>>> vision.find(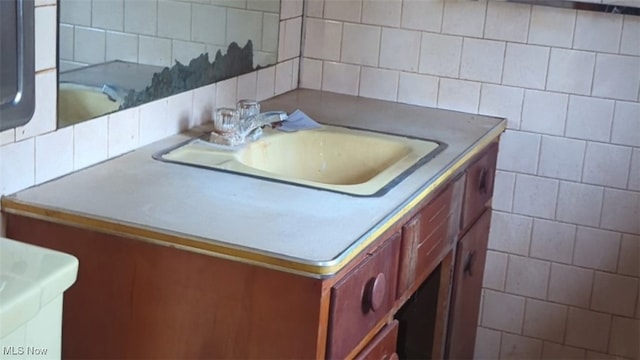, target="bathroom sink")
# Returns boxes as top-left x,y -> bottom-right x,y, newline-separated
58,83 -> 121,127
157,125 -> 445,196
